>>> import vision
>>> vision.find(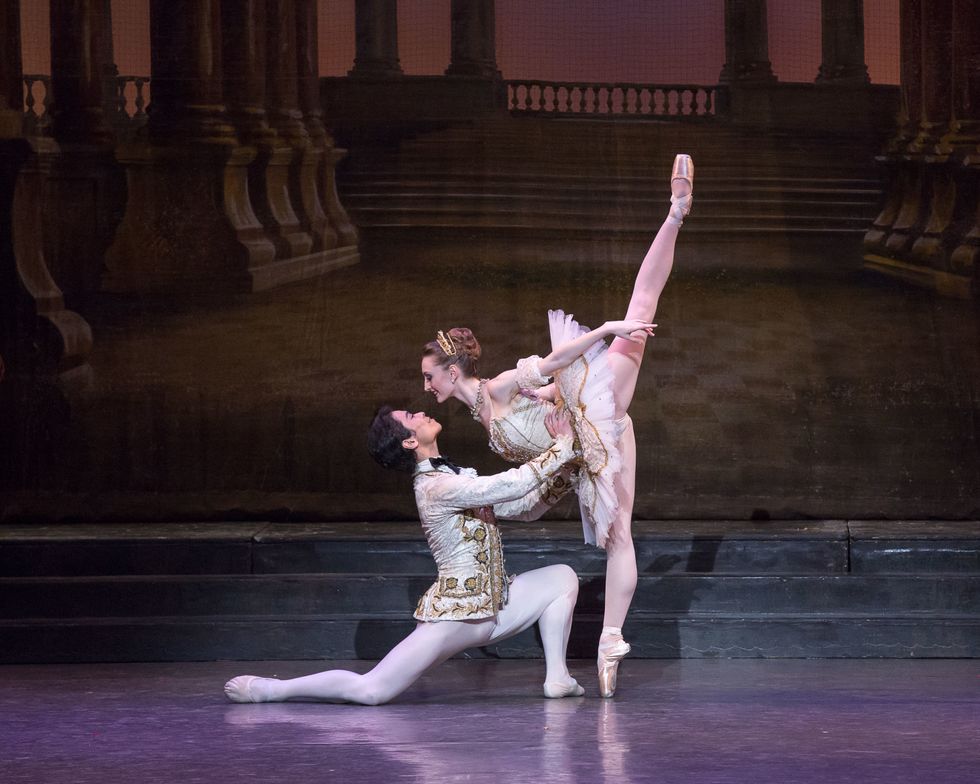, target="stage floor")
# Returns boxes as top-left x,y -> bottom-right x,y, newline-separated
2,658 -> 978,783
